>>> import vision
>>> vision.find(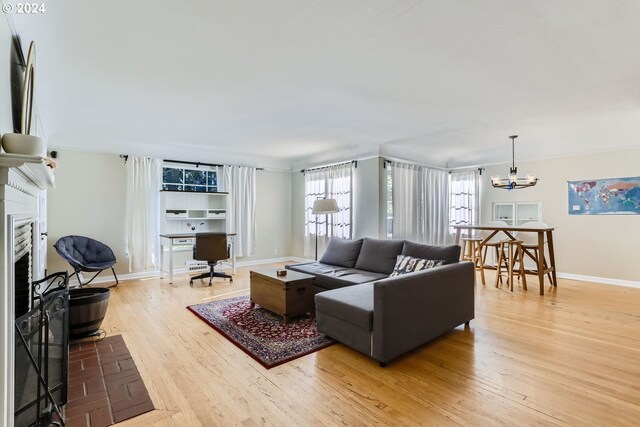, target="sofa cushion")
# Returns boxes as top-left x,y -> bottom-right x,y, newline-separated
402,241 -> 461,264
315,284 -> 373,330
319,238 -> 363,268
354,238 -> 405,274
286,262 -> 350,276
315,268 -> 388,290
389,254 -> 444,277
